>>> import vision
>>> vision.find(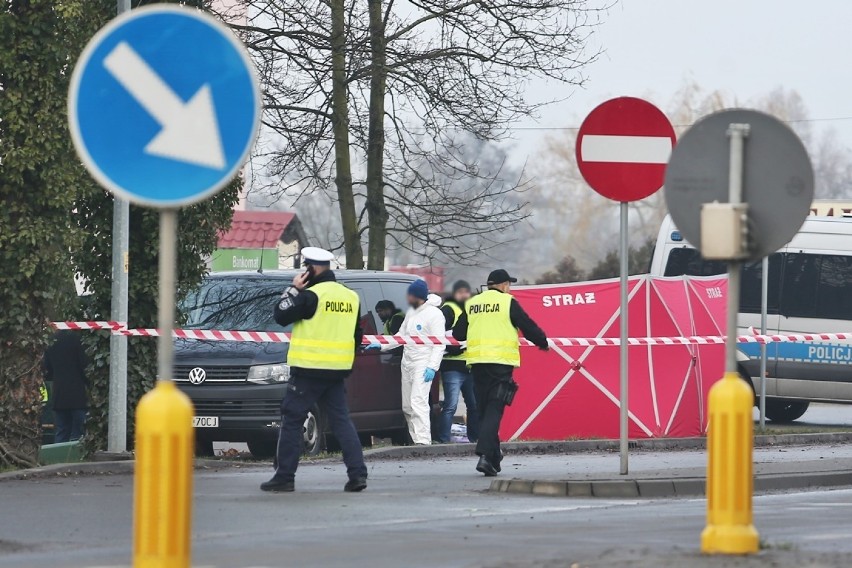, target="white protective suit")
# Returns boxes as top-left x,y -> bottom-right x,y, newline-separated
386,294 -> 446,445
